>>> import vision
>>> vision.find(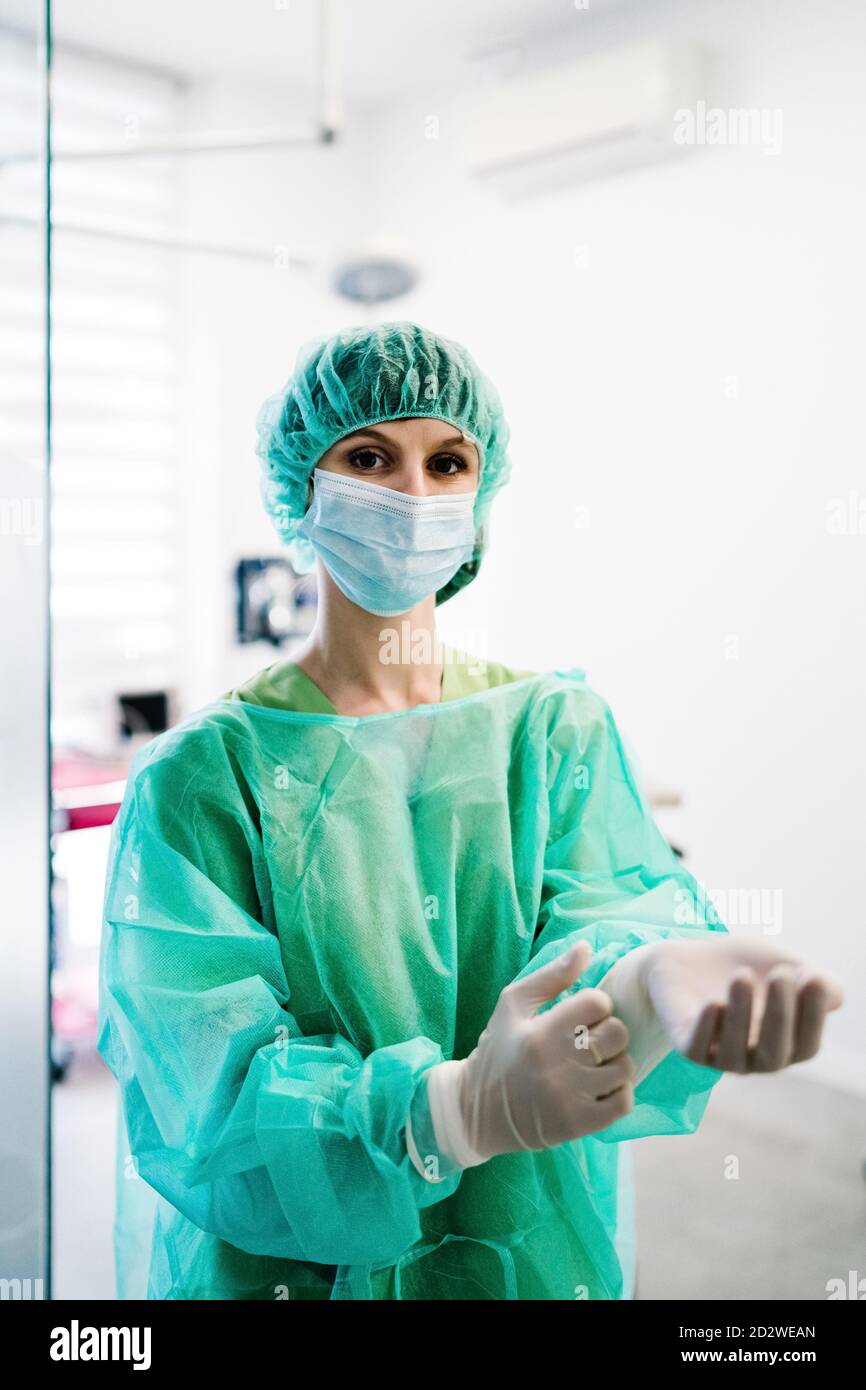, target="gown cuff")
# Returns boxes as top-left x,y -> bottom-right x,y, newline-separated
406,1061 -> 487,1178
